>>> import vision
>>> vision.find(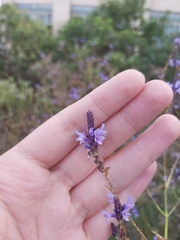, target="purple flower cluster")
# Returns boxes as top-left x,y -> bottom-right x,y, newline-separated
174,36 -> 180,45
168,37 -> 180,70
98,72 -> 109,82
102,193 -> 135,222
75,110 -> 107,172
167,80 -> 180,95
169,58 -> 180,68
69,87 -> 80,101
76,111 -> 107,148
